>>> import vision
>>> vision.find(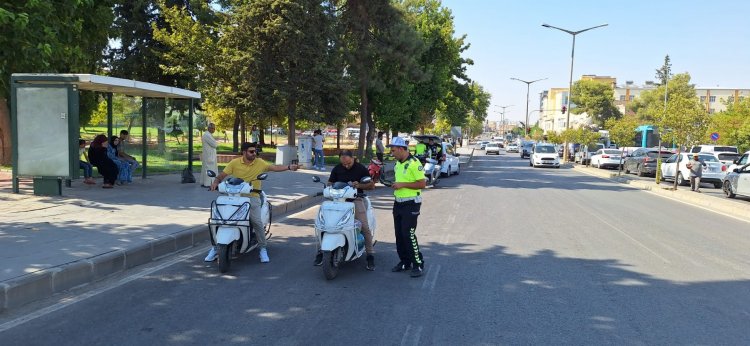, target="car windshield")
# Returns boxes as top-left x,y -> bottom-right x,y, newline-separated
647,151 -> 673,159
535,146 -> 556,153
487,143 -> 499,147
717,153 -> 739,161
714,146 -> 738,153
603,149 -> 620,155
